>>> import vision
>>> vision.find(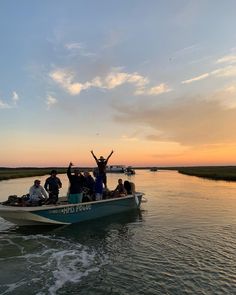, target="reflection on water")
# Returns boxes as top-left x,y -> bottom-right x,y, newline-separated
11,209 -> 143,238
0,209 -> 143,295
0,170 -> 236,294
